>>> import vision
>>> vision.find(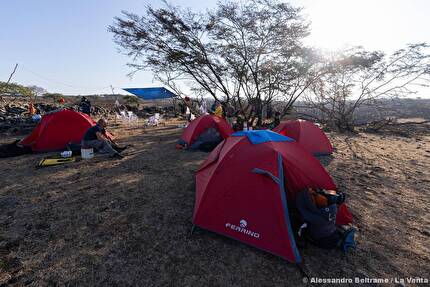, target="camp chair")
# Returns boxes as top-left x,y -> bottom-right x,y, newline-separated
154,113 -> 161,124
127,111 -> 138,122
146,115 -> 155,126
117,110 -> 137,123
116,110 -> 128,121
146,113 -> 163,127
